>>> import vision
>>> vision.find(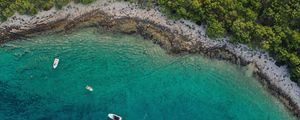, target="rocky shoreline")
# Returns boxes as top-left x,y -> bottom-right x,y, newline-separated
0,0 -> 300,118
